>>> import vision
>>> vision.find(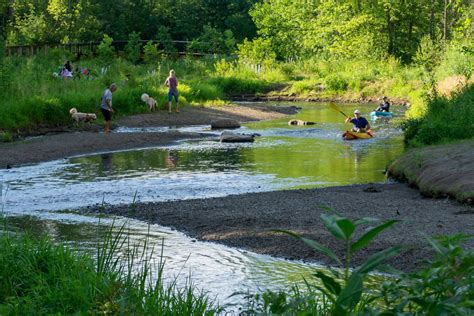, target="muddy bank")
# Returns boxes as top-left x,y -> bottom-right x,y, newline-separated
387,139 -> 474,204
86,183 -> 473,272
0,104 -> 298,169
